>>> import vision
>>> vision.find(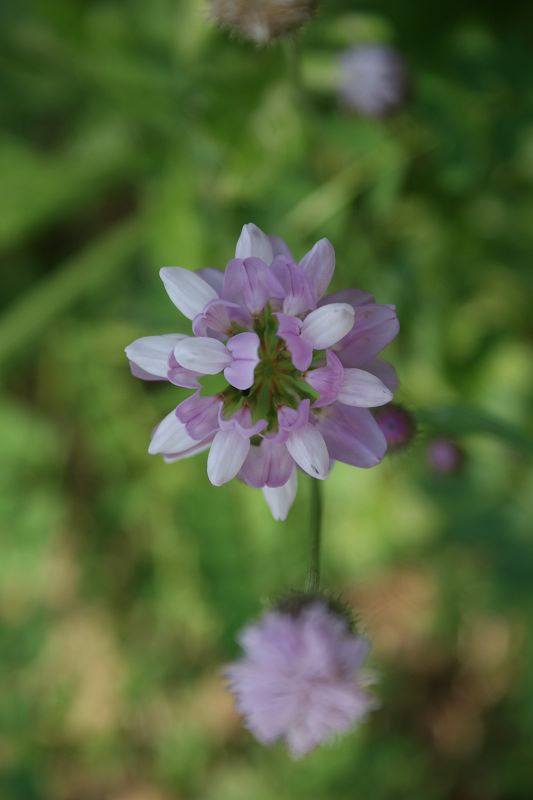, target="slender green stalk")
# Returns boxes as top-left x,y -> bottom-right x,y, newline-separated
305,478 -> 322,593
283,34 -> 306,114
